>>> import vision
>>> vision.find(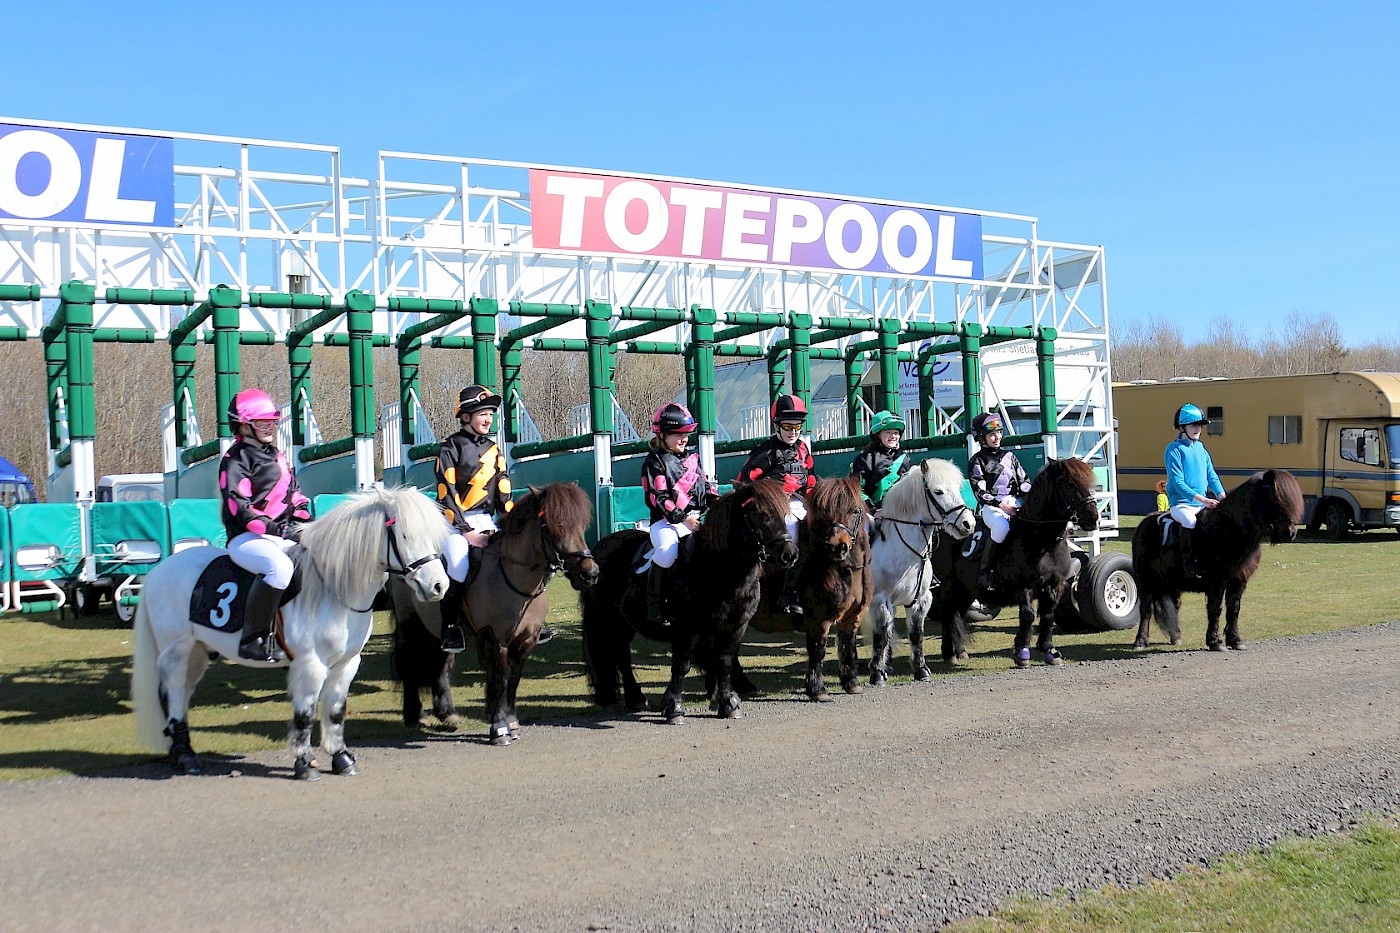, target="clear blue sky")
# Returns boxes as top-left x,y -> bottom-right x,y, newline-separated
4,0 -> 1396,345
